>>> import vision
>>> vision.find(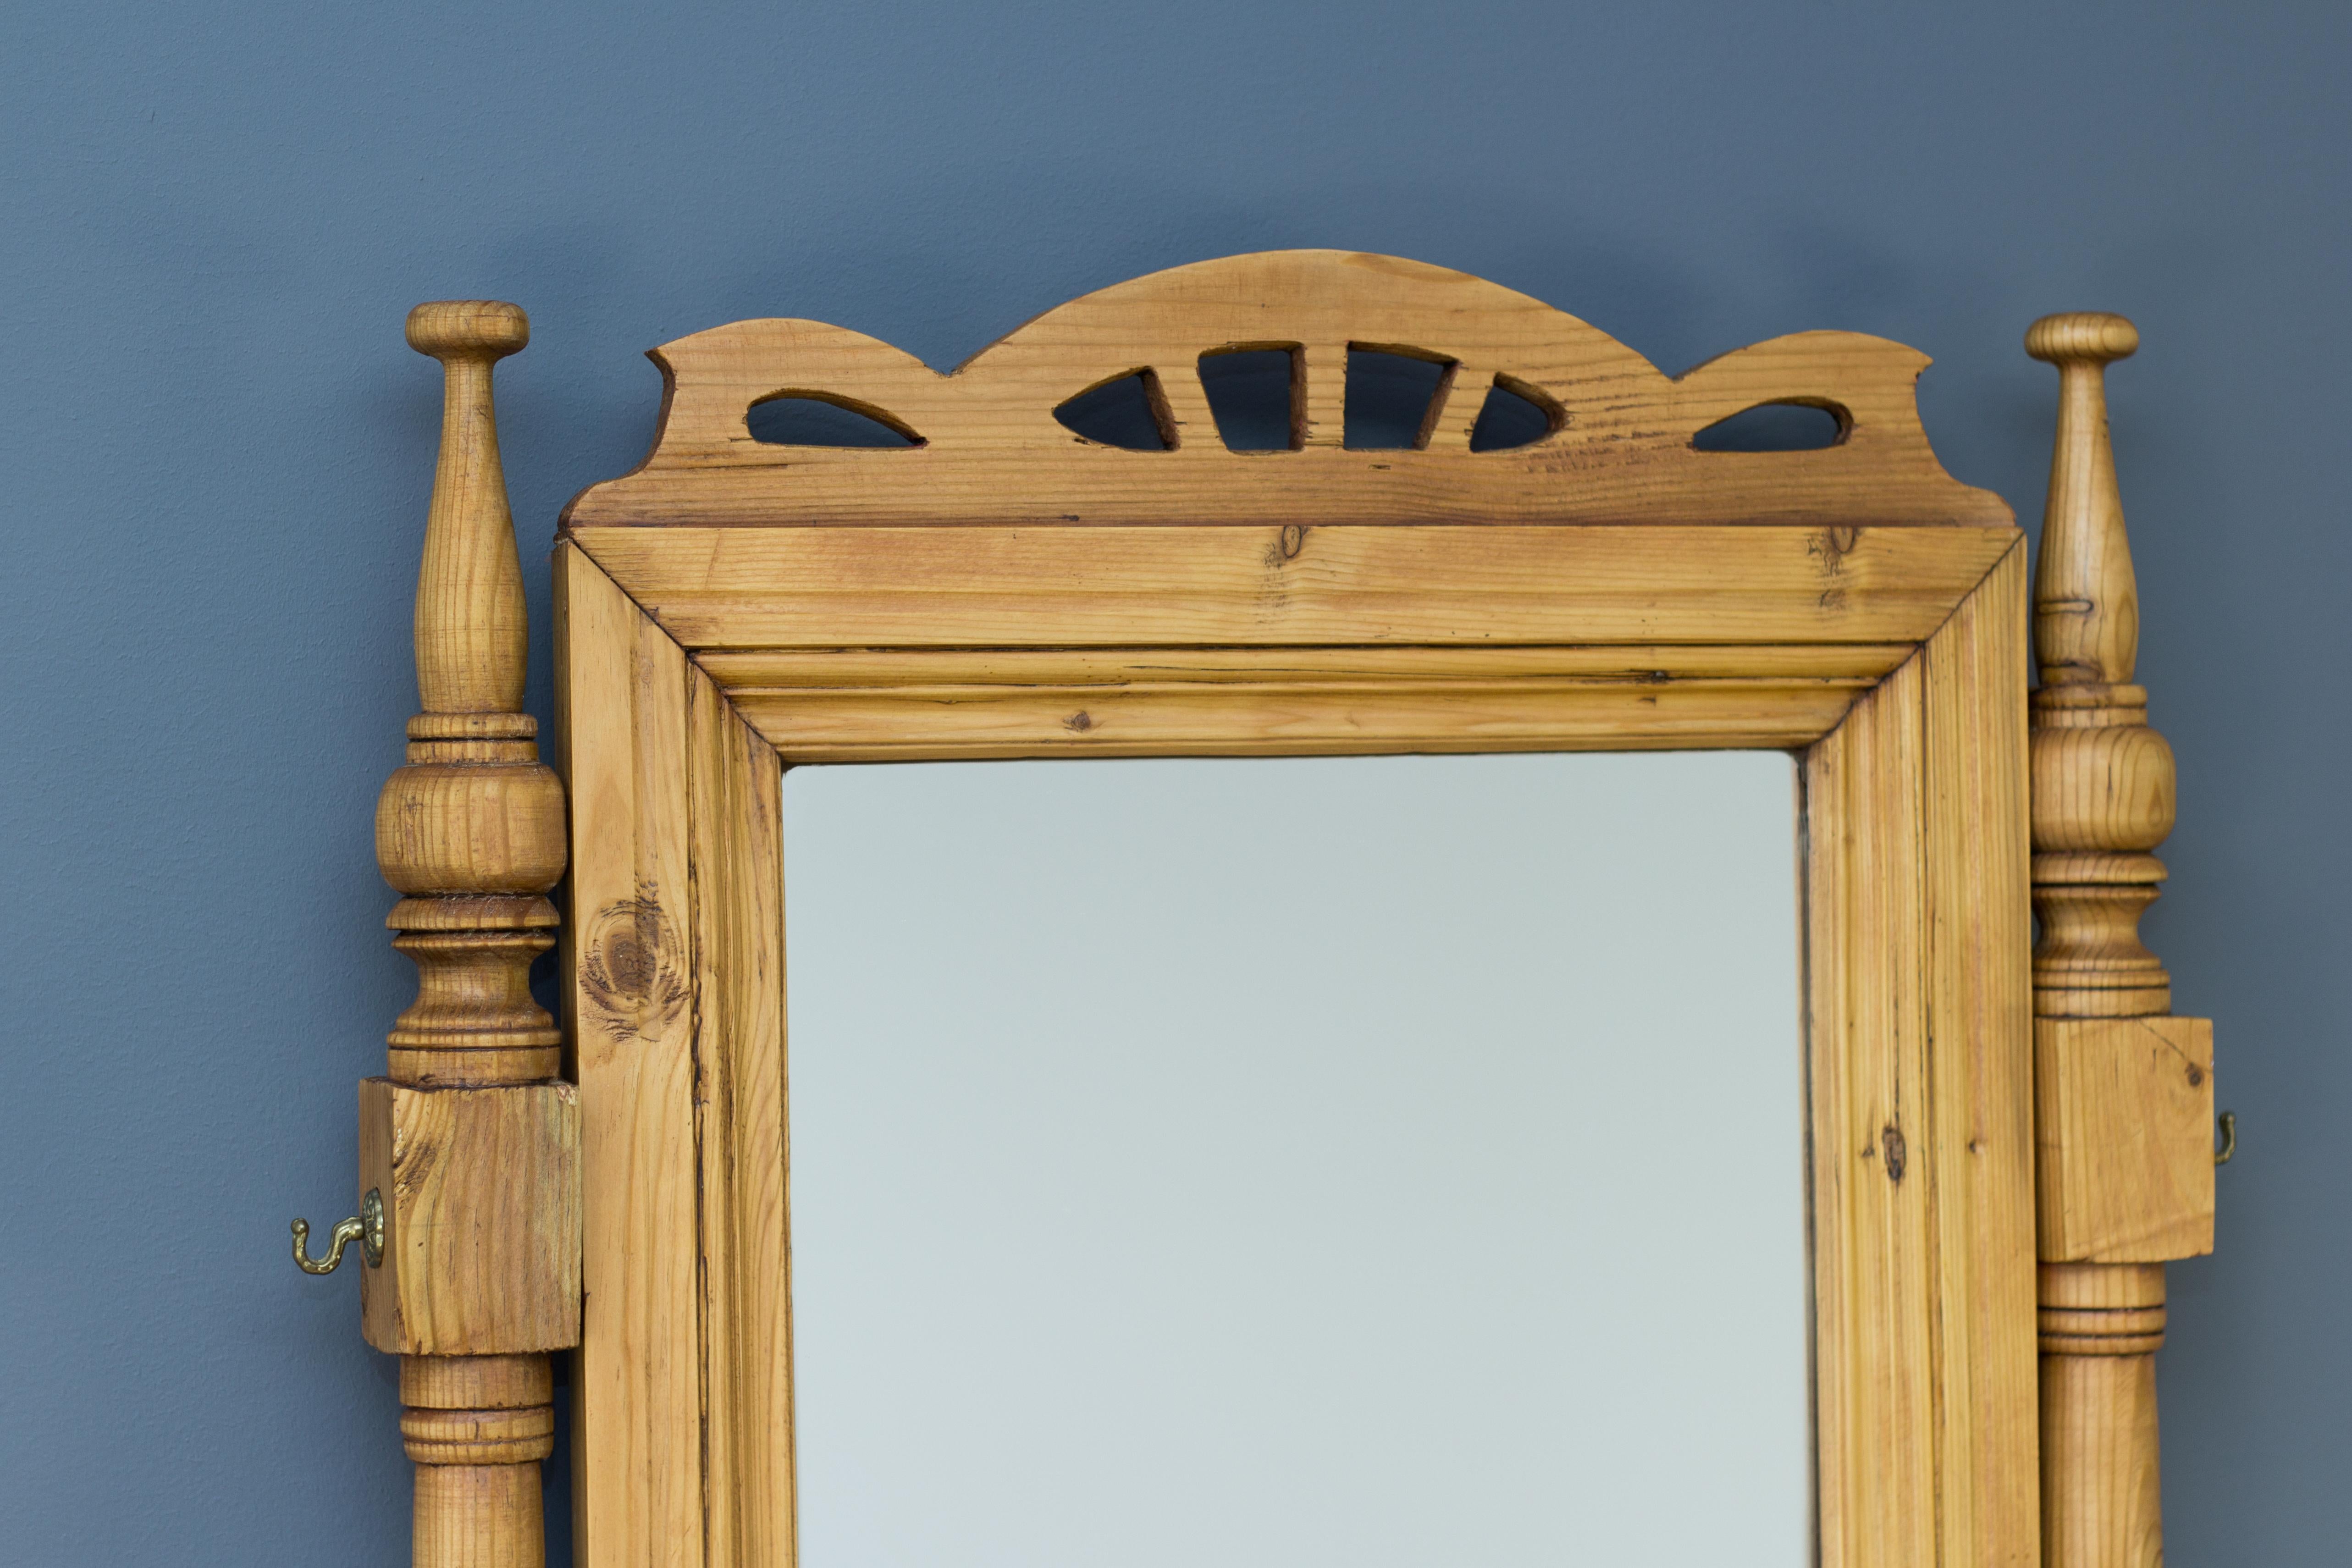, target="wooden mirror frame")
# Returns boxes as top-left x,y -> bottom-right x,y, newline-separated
354,254 -> 2215,1568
